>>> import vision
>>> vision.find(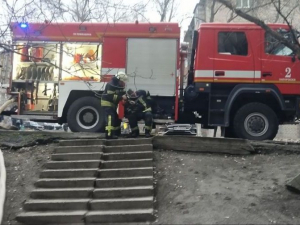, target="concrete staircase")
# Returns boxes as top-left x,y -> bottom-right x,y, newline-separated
17,138 -> 155,224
